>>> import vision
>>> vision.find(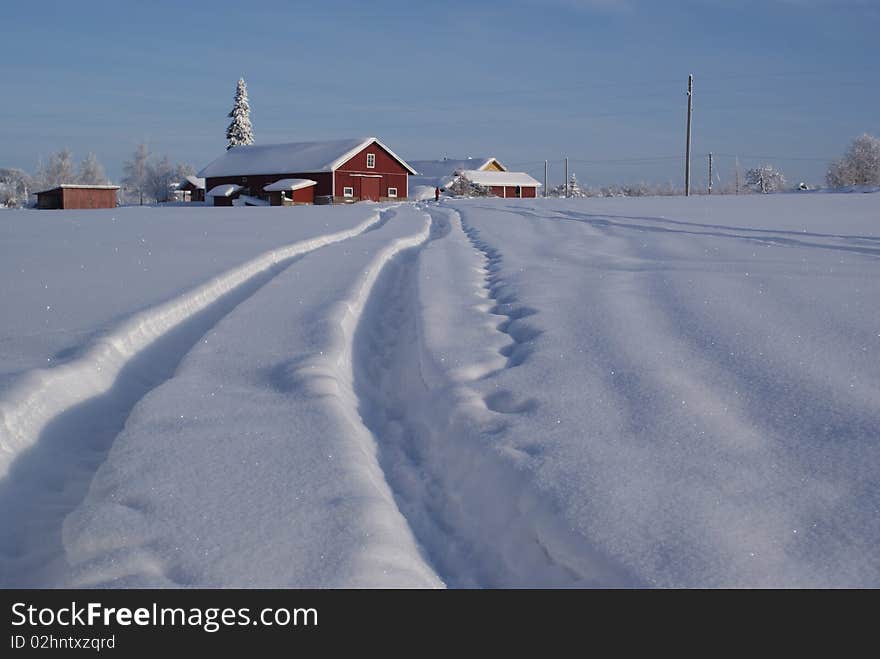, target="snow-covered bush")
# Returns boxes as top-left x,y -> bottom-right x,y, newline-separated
746,165 -> 786,194
448,175 -> 493,197
826,133 -> 880,188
